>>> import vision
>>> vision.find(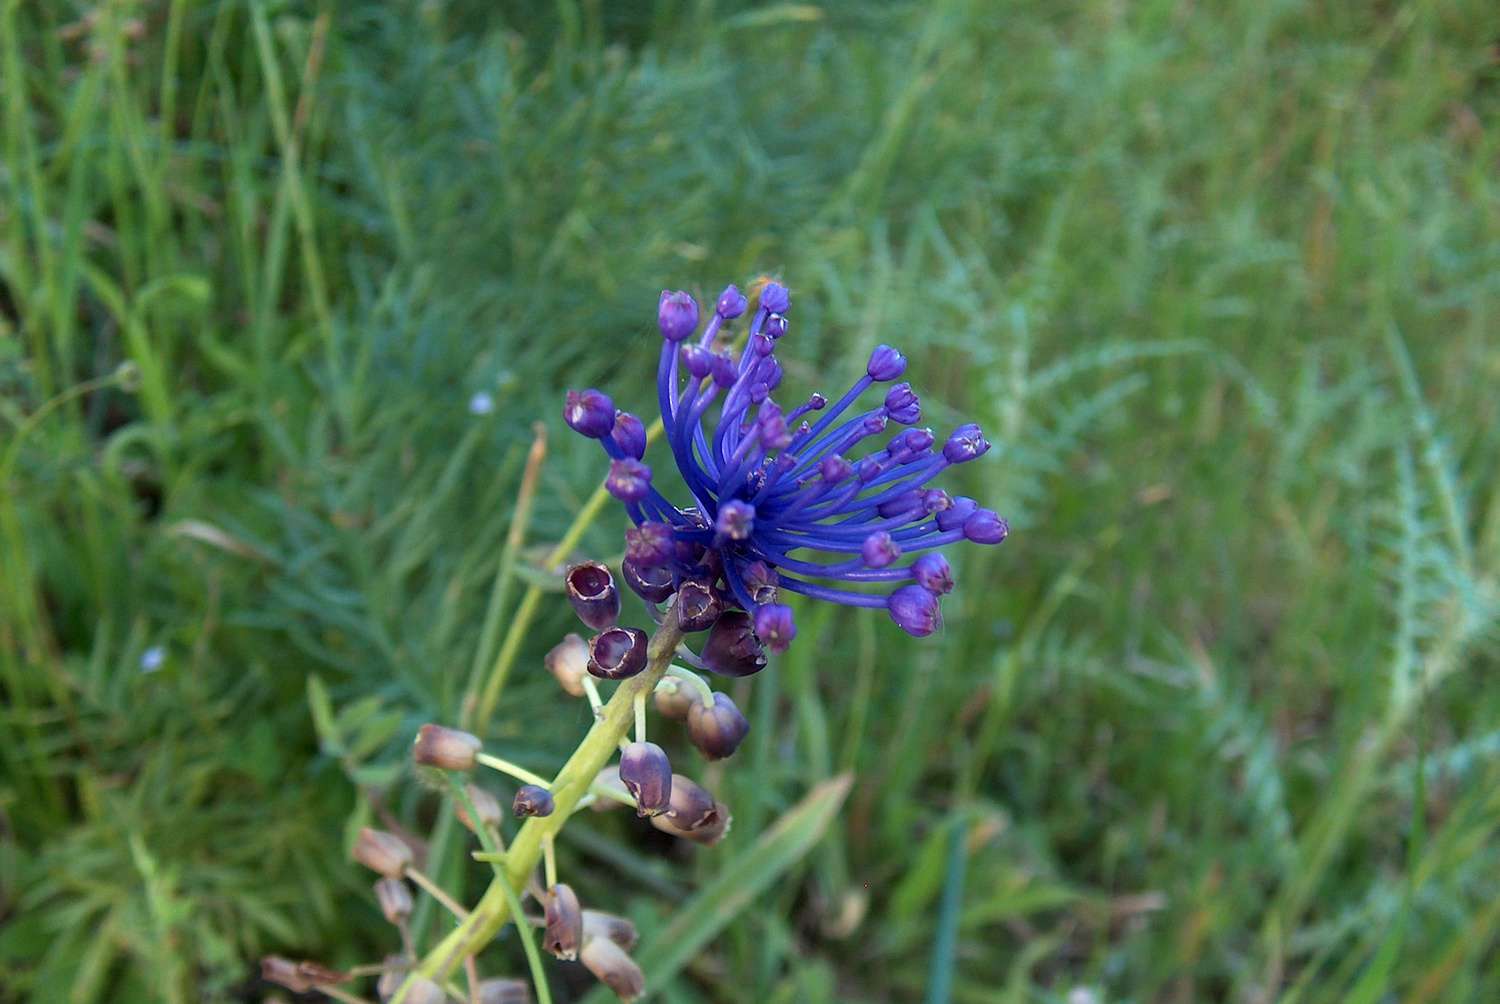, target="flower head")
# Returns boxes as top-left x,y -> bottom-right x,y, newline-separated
564,279 -> 1007,658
